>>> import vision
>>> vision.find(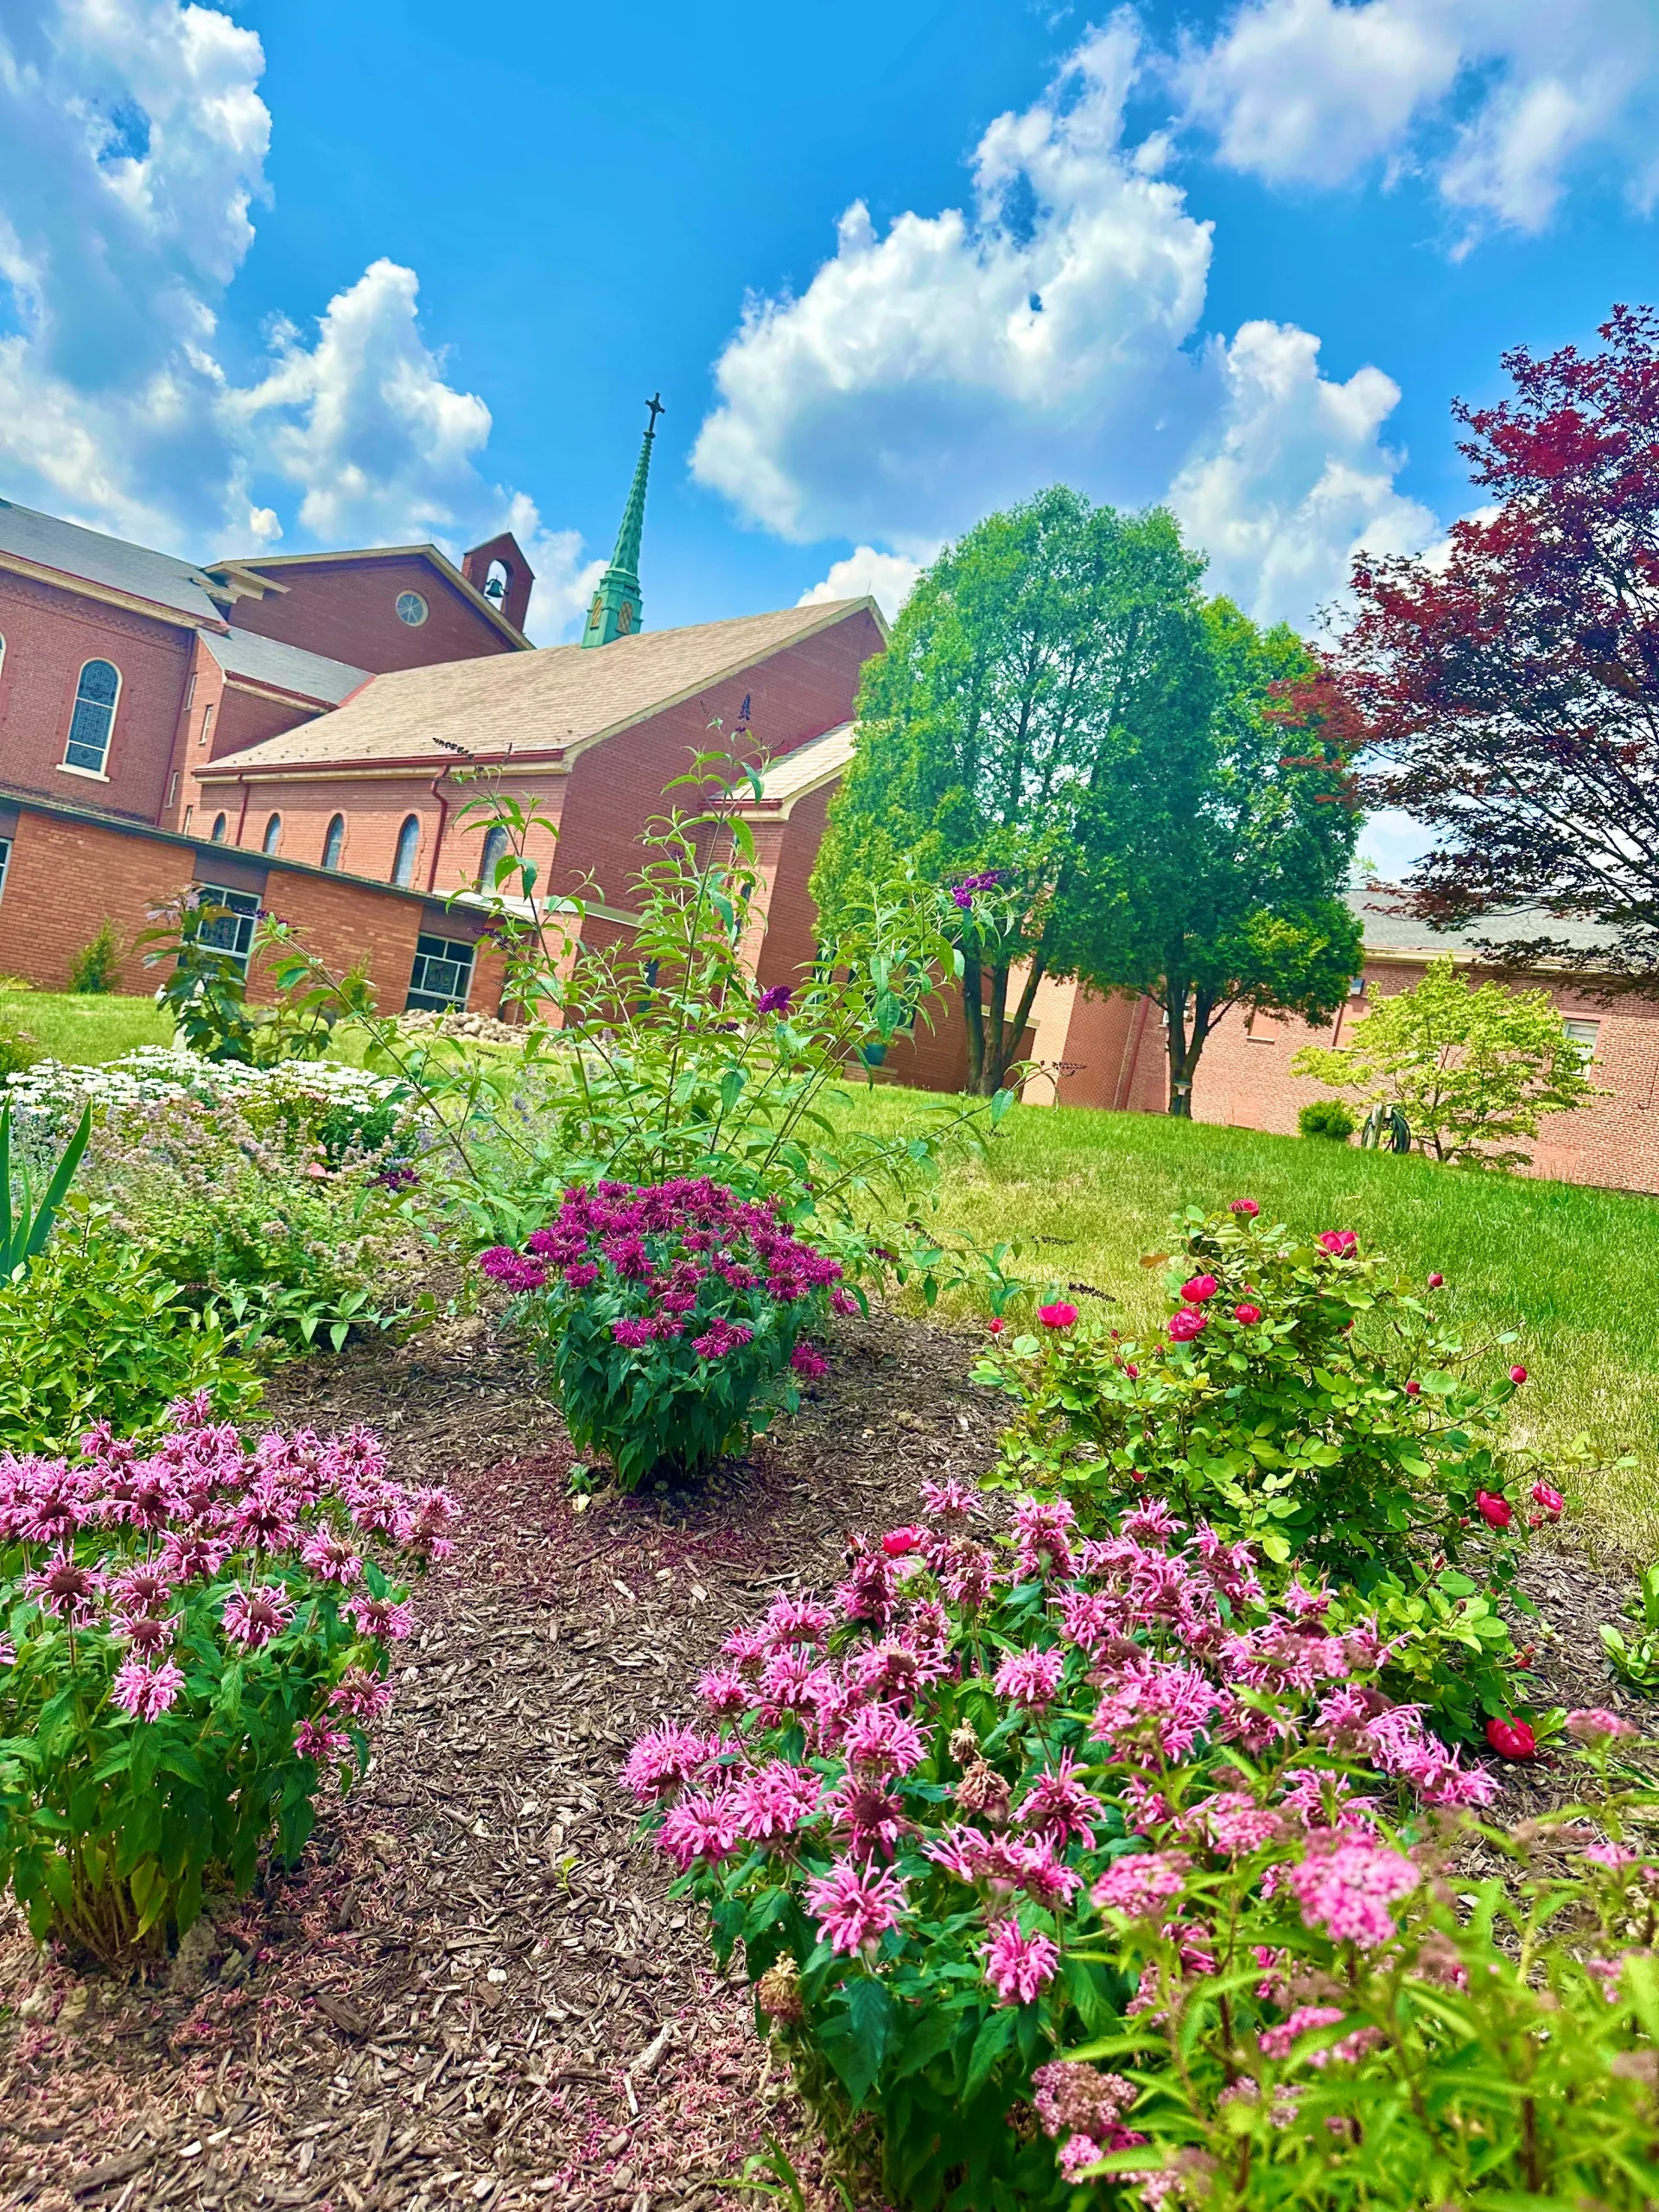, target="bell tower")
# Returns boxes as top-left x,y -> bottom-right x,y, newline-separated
582,393 -> 662,649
